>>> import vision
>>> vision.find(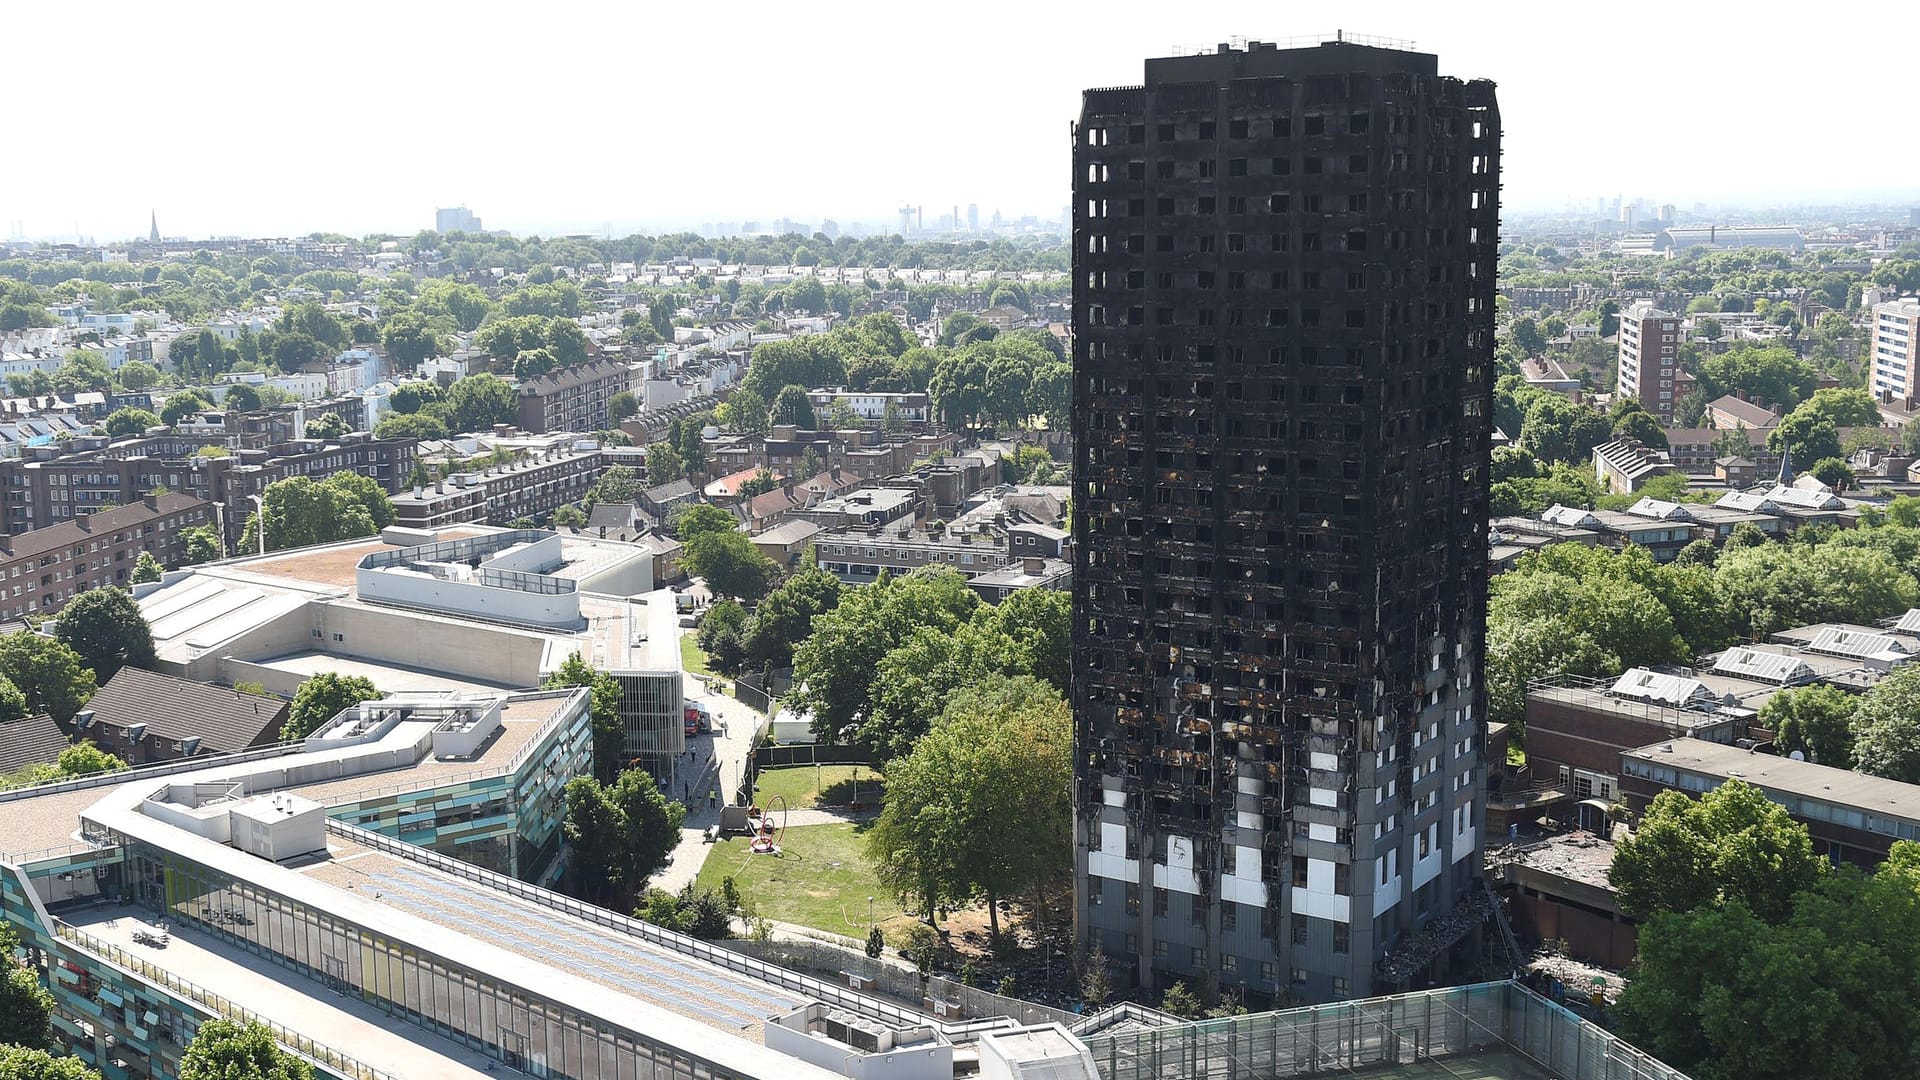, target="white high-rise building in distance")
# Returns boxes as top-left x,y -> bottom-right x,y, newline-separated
436,206 -> 483,234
